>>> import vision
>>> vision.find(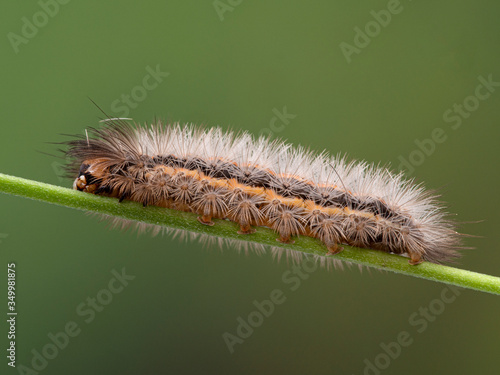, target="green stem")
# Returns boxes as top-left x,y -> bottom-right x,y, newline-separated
1,172 -> 499,295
